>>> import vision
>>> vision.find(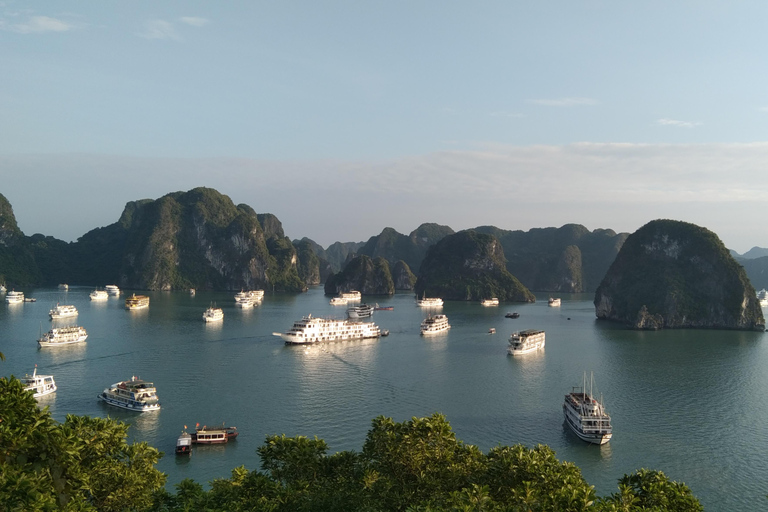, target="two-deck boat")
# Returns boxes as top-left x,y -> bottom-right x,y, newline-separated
340,291 -> 361,302
420,314 -> 451,335
347,303 -> 374,319
203,305 -> 224,322
234,291 -> 254,308
480,298 -> 500,306
758,289 -> 768,308
548,297 -> 561,307
191,424 -> 238,444
507,329 -> 545,356
105,285 -> 120,296
38,326 -> 88,347
5,290 -> 24,304
90,289 -> 109,301
416,294 -> 444,307
329,296 -> 348,305
273,314 -> 381,344
21,367 -> 57,398
49,303 -> 78,319
125,294 -> 150,310
563,373 -> 613,445
98,376 -> 160,412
